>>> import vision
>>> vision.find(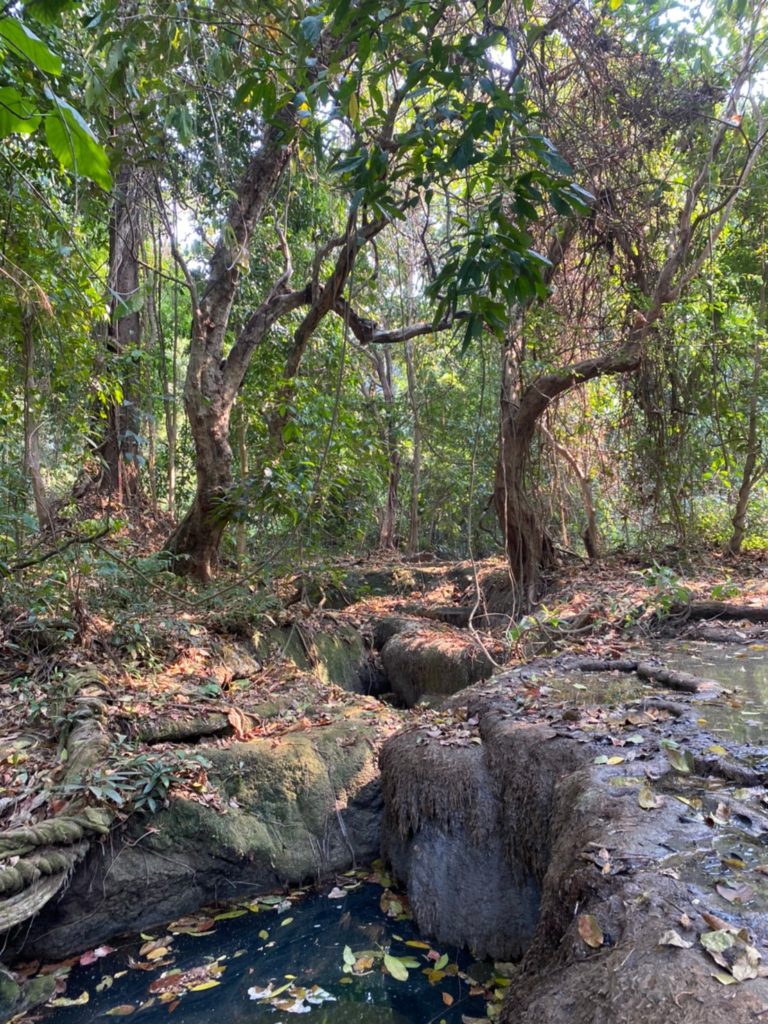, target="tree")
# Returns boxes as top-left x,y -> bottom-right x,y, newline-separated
491,0 -> 768,610
160,0 -> 580,578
